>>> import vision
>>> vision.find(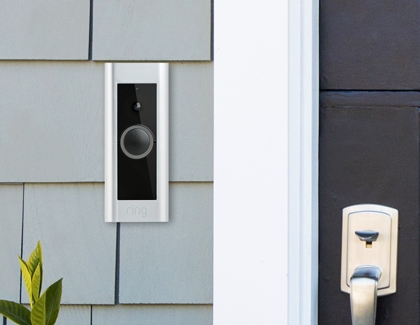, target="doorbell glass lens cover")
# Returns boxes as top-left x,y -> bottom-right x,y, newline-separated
117,83 -> 157,201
